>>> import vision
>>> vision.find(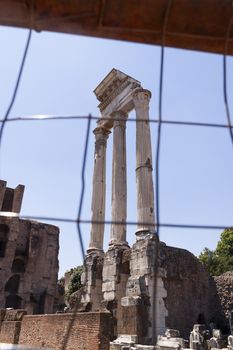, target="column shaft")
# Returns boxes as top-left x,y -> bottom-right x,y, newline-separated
133,89 -> 156,235
110,111 -> 128,247
88,126 -> 110,253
